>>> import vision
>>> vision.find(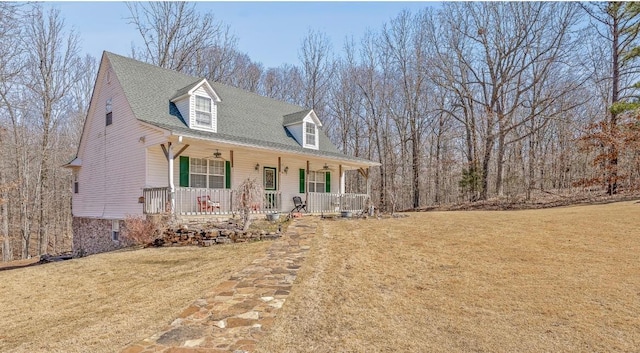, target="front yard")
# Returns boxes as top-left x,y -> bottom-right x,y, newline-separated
0,241 -> 270,352
258,201 -> 640,352
2,201 -> 639,352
